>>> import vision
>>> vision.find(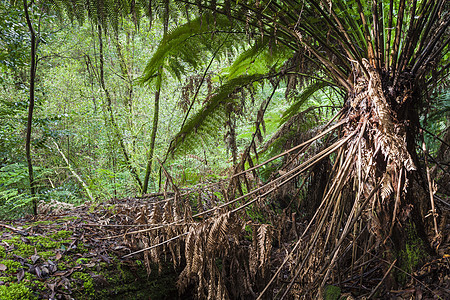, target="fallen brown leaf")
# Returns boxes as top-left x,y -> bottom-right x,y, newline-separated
17,268 -> 25,282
